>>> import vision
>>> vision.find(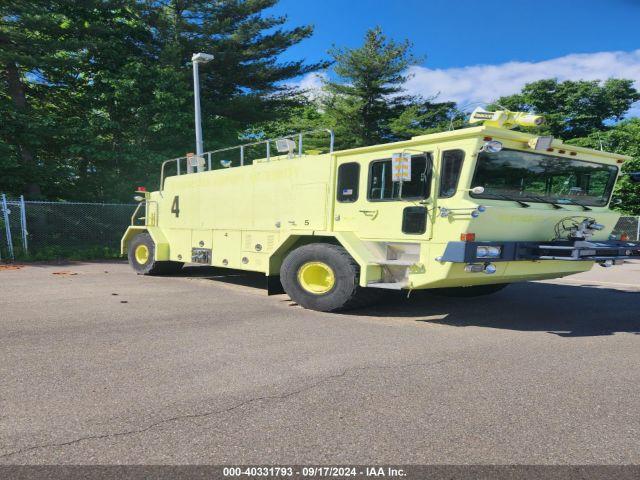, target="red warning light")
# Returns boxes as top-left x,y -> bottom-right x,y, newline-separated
136,186 -> 146,192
